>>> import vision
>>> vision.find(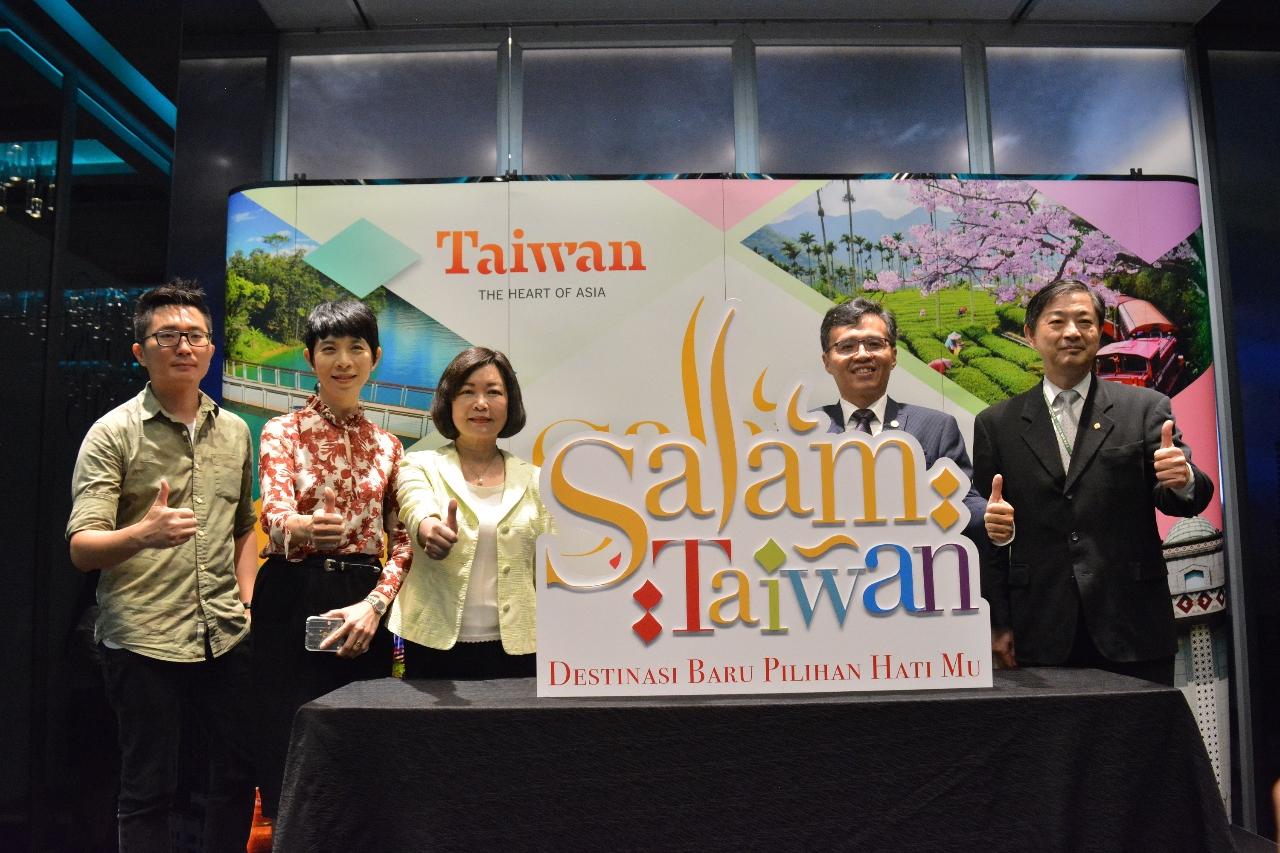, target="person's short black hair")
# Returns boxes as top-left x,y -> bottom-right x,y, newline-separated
819,297 -> 898,351
304,298 -> 380,354
133,279 -> 213,341
1024,280 -> 1105,332
431,347 -> 527,440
